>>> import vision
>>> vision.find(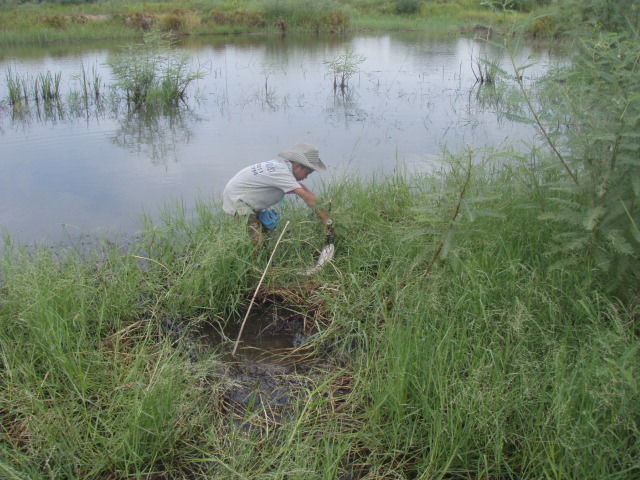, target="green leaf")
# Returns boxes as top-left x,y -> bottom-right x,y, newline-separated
440,230 -> 454,259
590,133 -> 617,143
547,197 -> 582,210
540,211 -> 582,226
593,249 -> 612,274
470,209 -> 507,220
621,201 -> 640,244
549,257 -> 580,272
503,113 -> 535,124
606,230 -> 636,256
583,206 -> 606,231
564,236 -> 590,252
